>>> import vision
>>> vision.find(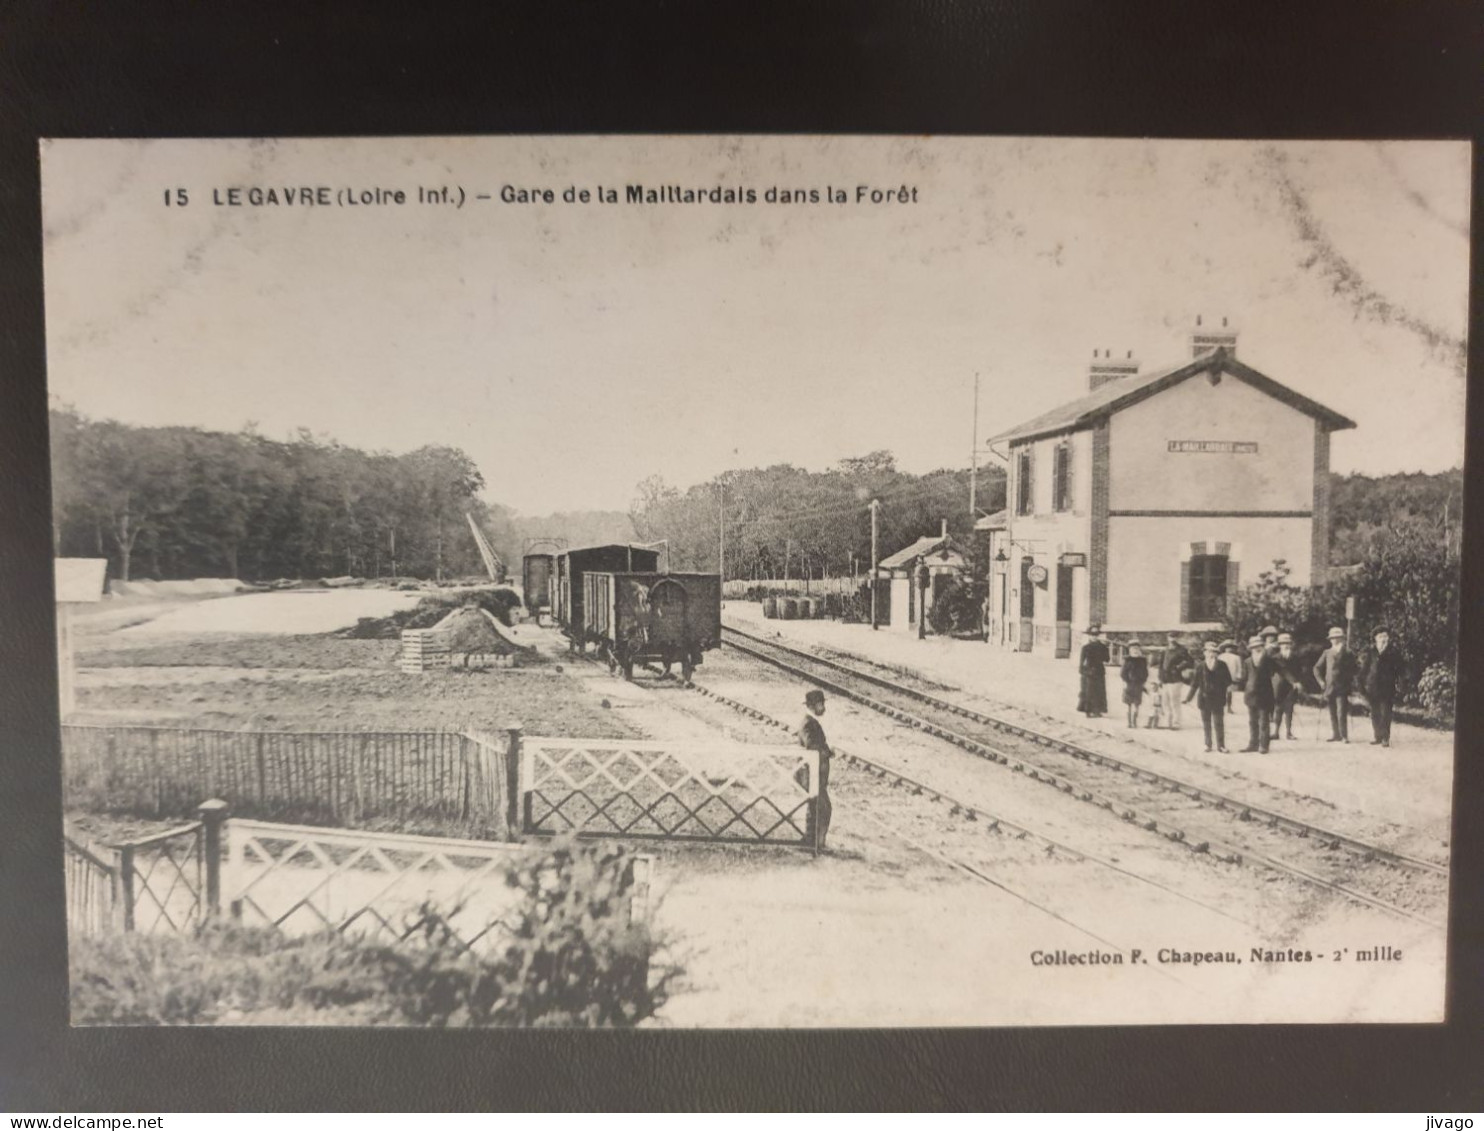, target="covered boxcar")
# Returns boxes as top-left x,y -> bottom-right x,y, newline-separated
521,553 -> 555,617
555,544 -> 662,646
582,571 -> 722,681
